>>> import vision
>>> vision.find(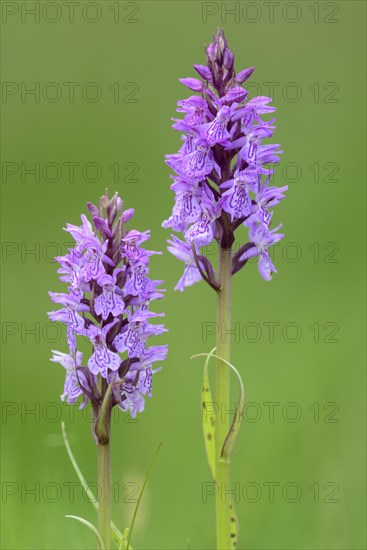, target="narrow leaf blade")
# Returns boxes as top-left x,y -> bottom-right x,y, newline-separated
119,528 -> 129,550
95,378 -> 114,444
65,515 -> 106,550
126,443 -> 163,550
61,421 -> 99,511
61,421 -> 128,549
191,353 -> 245,464
219,359 -> 245,464
192,351 -> 244,549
